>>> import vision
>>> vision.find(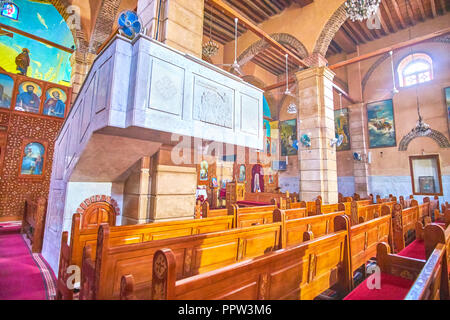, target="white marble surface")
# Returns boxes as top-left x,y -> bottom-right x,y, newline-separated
42,35 -> 264,275
368,175 -> 450,203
